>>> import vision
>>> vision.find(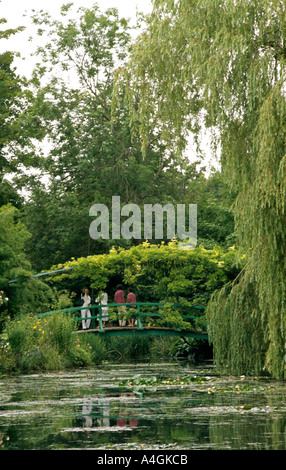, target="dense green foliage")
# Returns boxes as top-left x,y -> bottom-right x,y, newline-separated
0,19 -> 25,165
0,15 -> 51,325
116,0 -> 286,379
0,311 -> 188,373
0,17 -> 44,196
0,204 -> 31,287
45,241 -> 244,331
3,2 -> 283,378
207,269 -> 268,376
0,312 -> 107,373
1,239 -> 242,372
19,4 -> 206,271
0,204 -> 44,327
